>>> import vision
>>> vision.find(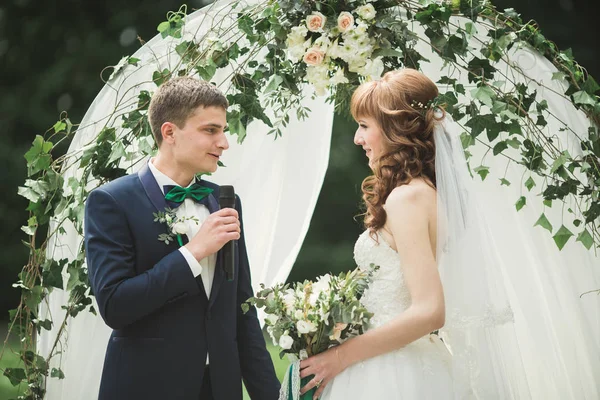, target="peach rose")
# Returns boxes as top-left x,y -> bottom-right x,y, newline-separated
337,12 -> 354,32
303,47 -> 326,66
306,12 -> 327,32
